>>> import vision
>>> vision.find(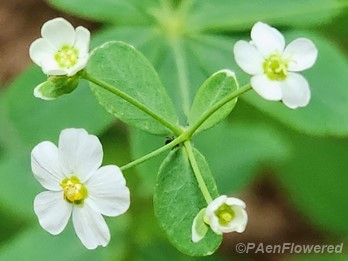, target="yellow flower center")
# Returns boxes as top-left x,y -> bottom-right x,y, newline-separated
263,53 -> 289,81
215,203 -> 235,226
60,176 -> 87,205
54,45 -> 79,68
